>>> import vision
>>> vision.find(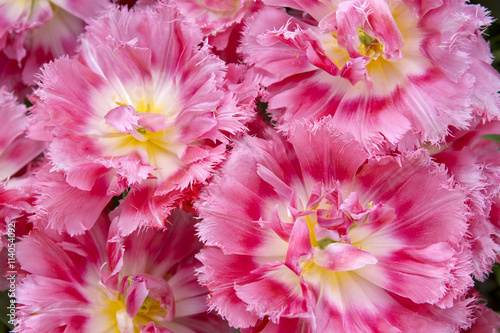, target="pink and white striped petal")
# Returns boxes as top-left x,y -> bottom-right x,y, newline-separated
16,210 -> 233,332
241,0 -> 500,150
196,121 -> 475,331
32,2 -> 248,234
